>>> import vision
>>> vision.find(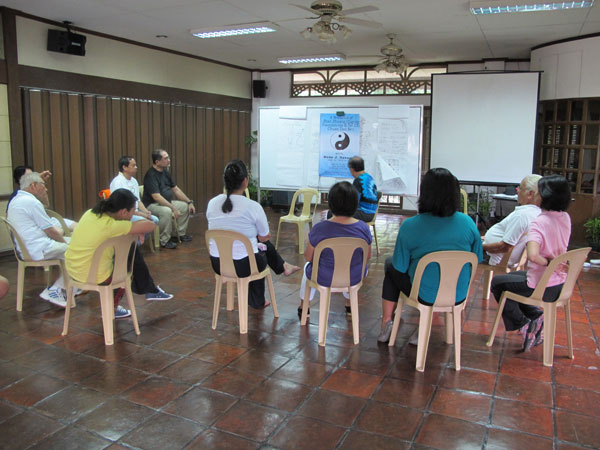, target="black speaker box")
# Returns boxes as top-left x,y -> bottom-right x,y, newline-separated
47,29 -> 86,56
253,80 -> 267,98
